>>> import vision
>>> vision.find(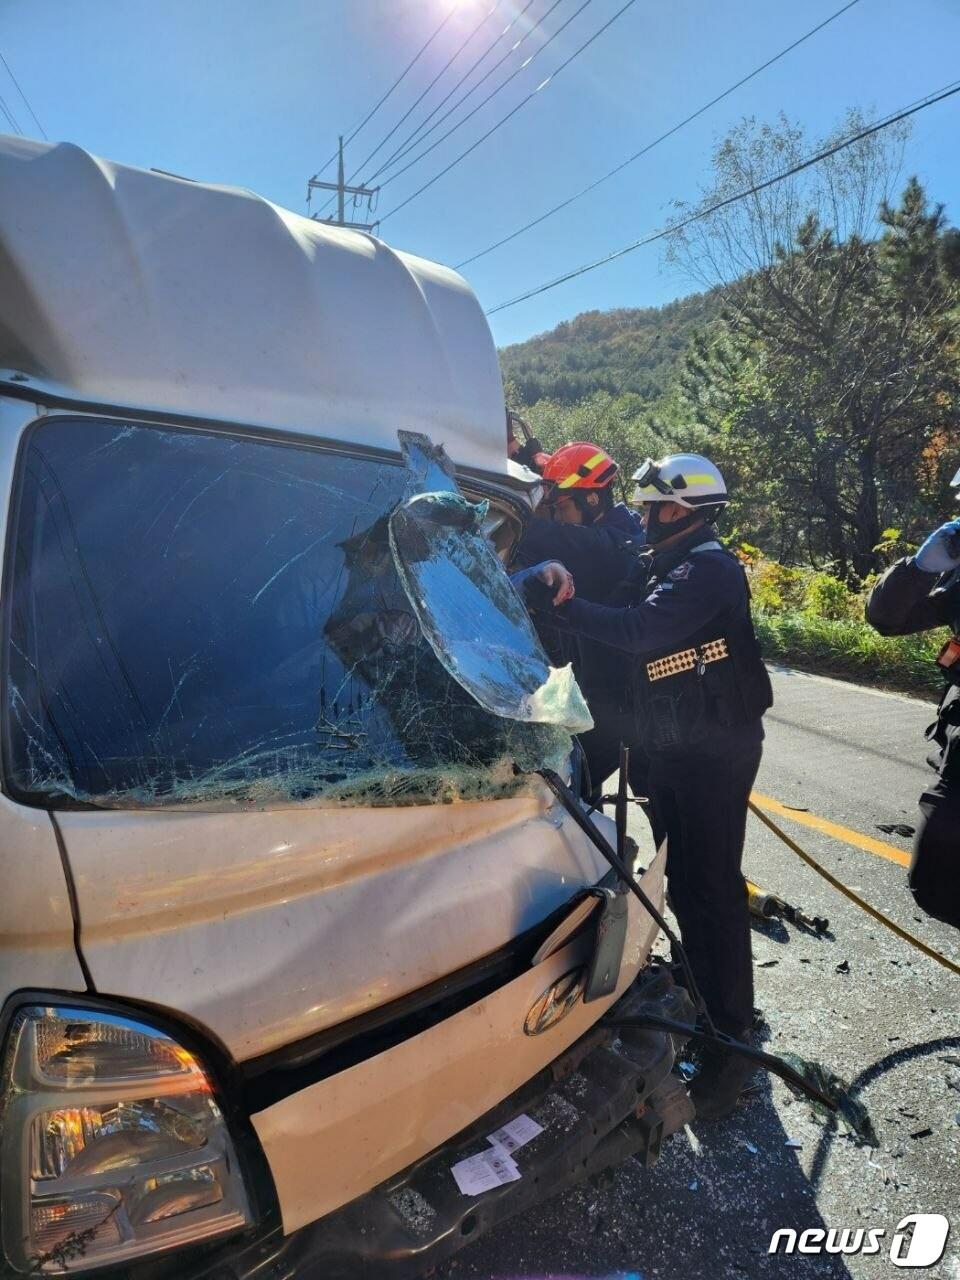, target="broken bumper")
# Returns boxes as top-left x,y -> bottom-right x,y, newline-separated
189,964 -> 694,1280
